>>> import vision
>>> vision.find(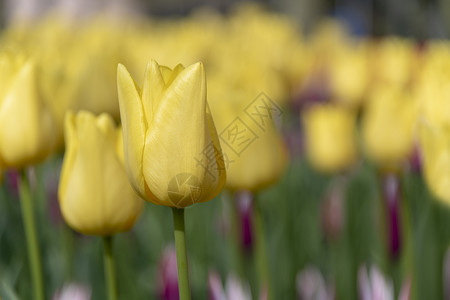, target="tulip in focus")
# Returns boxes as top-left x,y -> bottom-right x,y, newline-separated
58,111 -> 143,235
0,52 -> 55,168
117,60 -> 226,208
302,104 -> 357,173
